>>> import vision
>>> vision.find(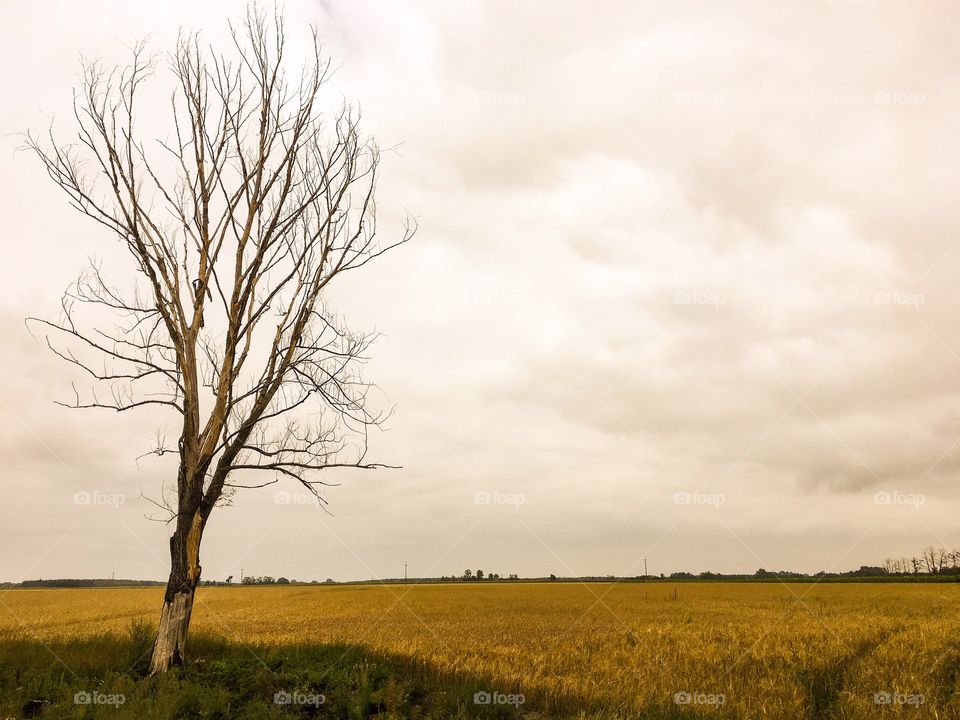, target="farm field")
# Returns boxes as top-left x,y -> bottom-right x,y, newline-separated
2,582 -> 959,718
